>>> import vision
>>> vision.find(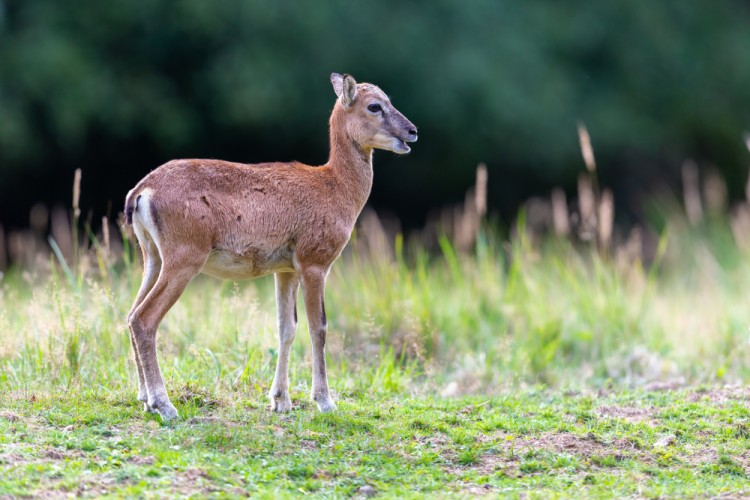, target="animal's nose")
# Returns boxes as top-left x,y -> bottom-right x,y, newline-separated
407,127 -> 418,141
